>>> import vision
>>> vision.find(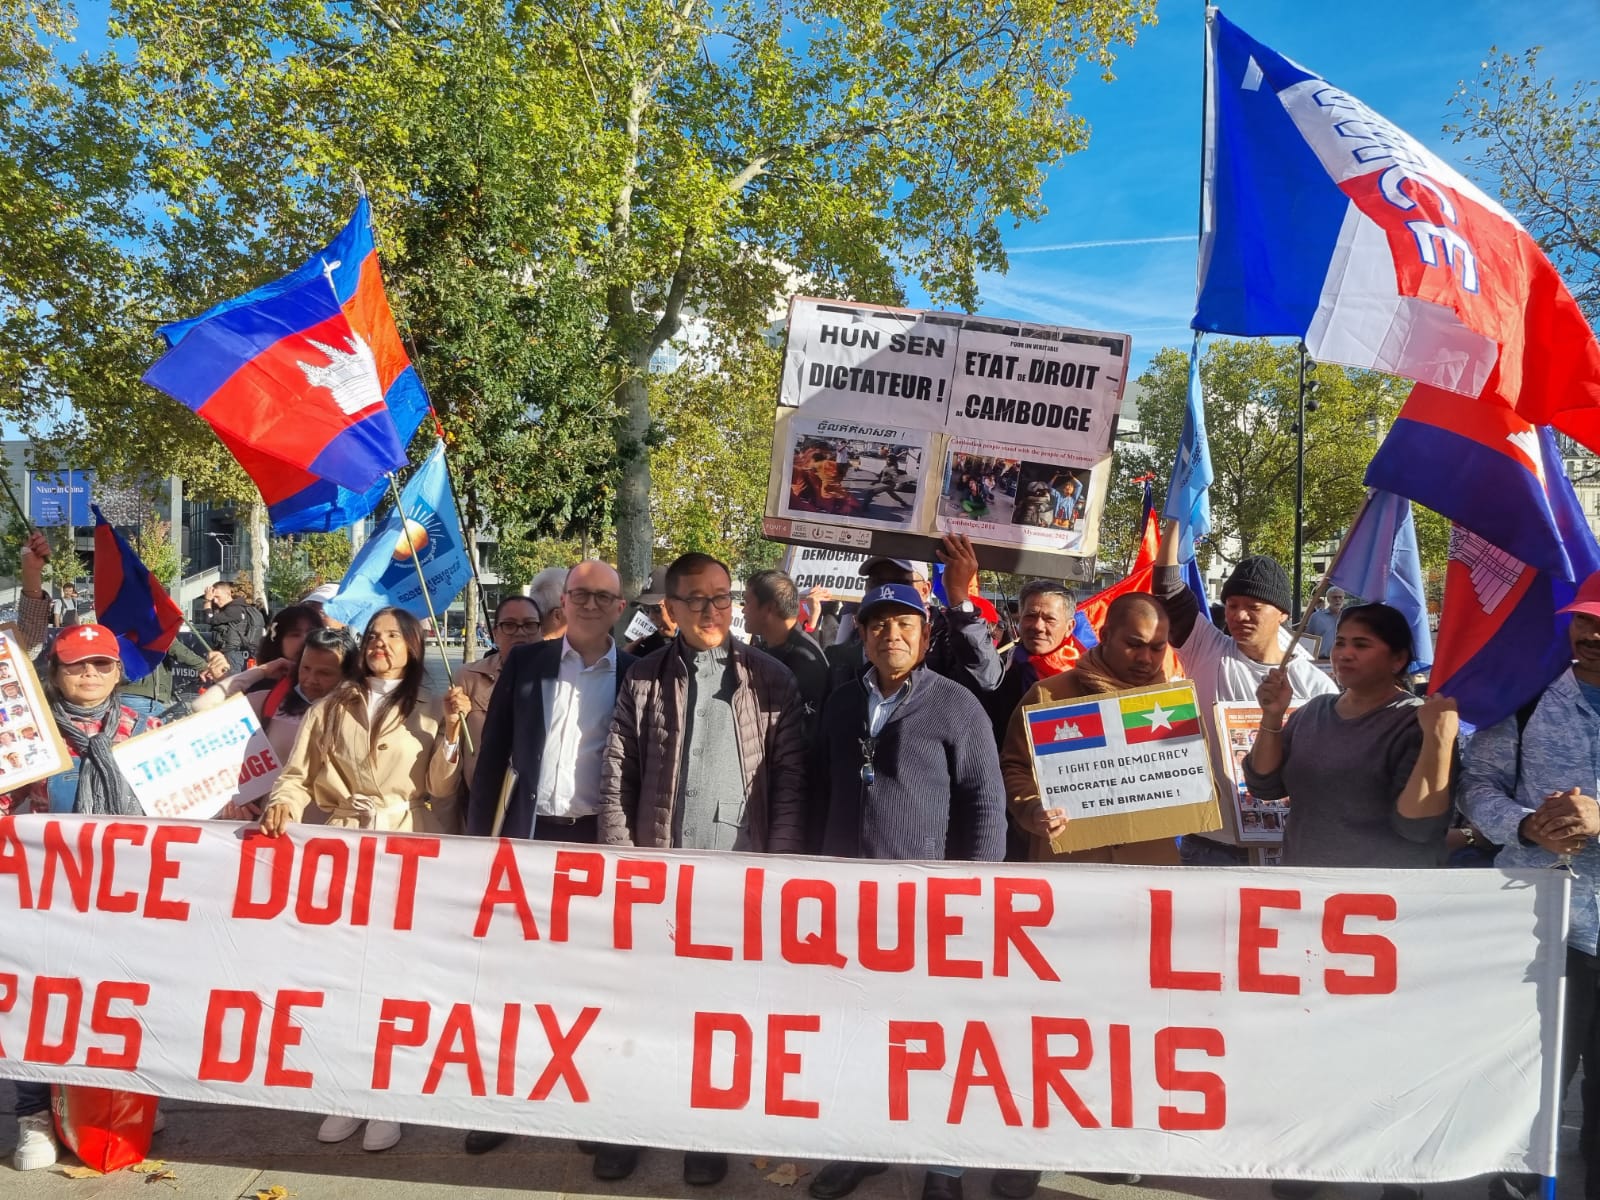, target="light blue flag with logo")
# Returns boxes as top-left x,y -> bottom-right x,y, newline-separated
1163,333 -> 1214,562
324,442 -> 471,631
1326,489 -> 1434,673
